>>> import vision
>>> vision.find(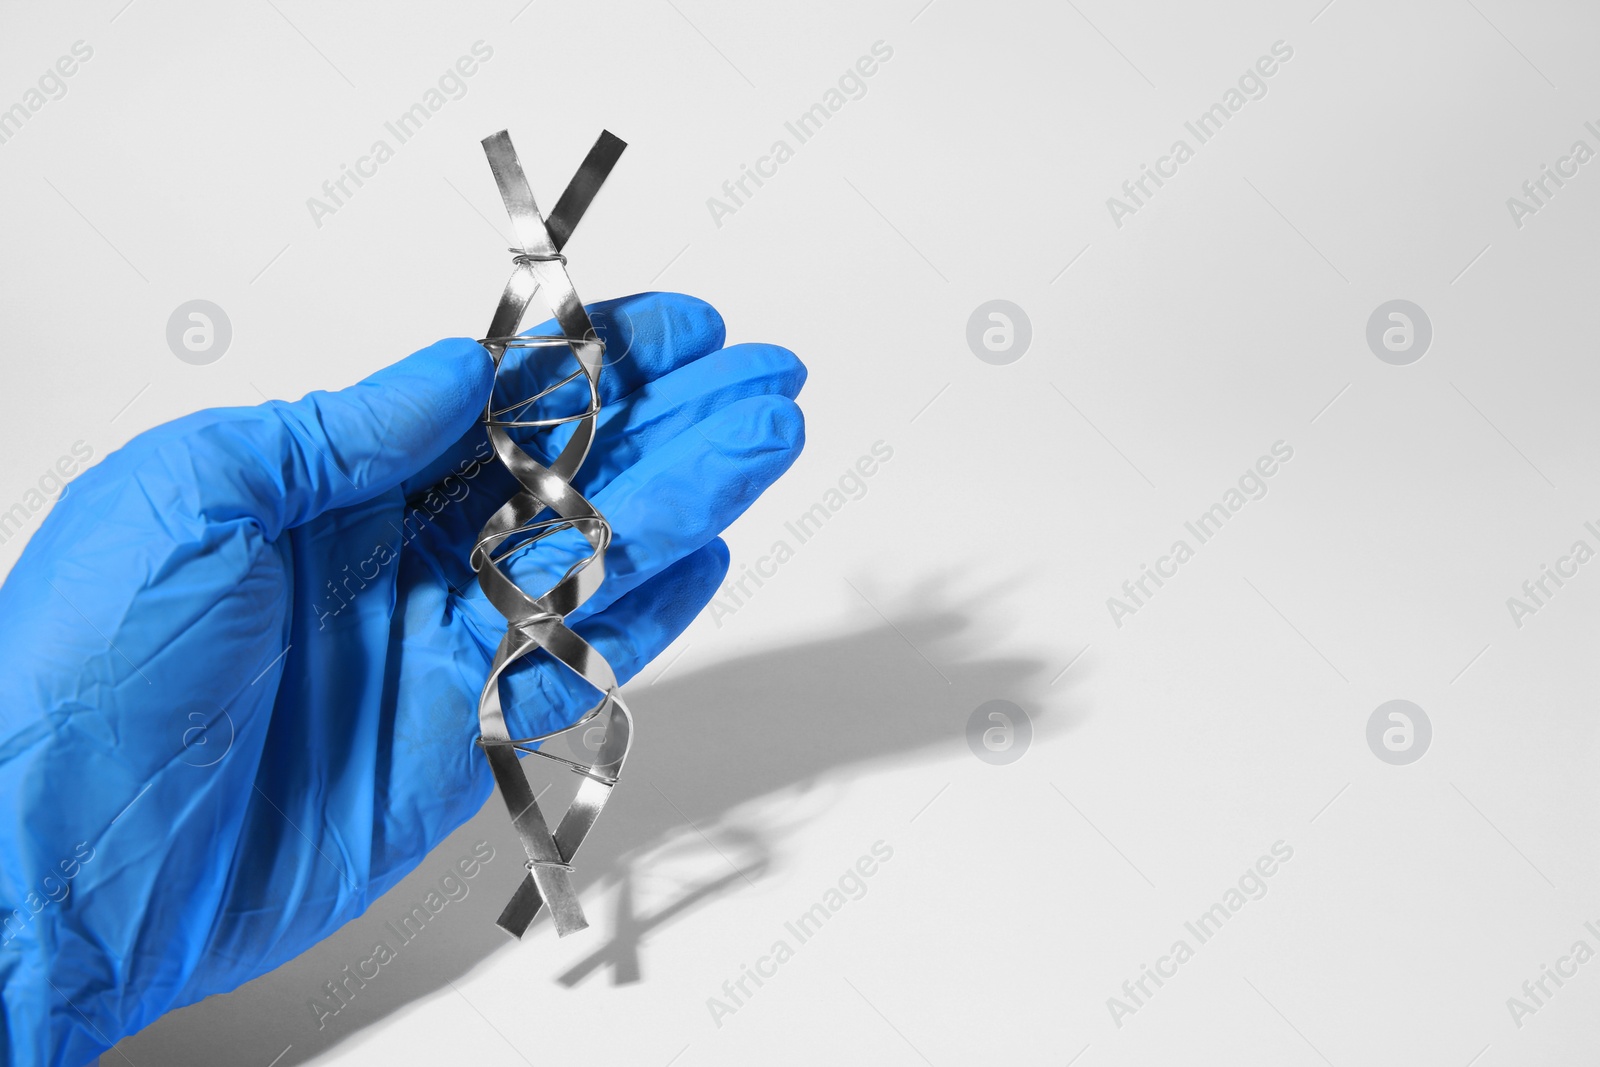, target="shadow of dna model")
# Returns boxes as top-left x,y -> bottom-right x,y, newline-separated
111,588 -> 1068,1065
